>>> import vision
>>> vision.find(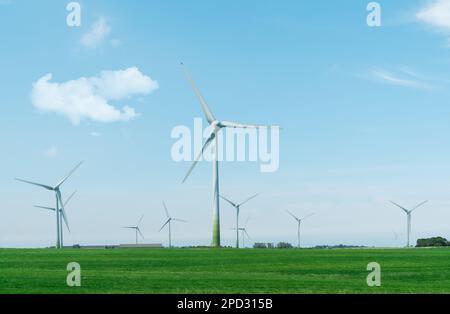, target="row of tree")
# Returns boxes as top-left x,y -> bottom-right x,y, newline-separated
254,242 -> 293,249
253,237 -> 450,249
416,237 -> 449,247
